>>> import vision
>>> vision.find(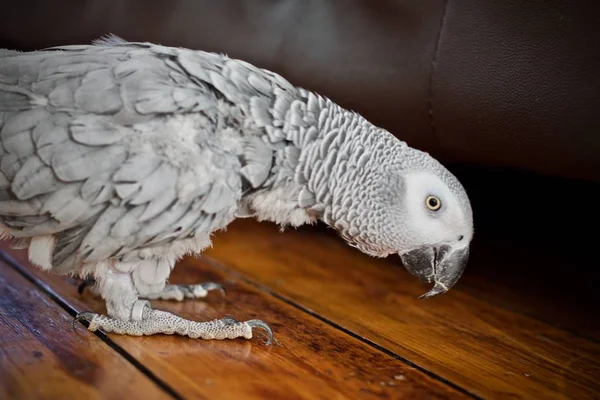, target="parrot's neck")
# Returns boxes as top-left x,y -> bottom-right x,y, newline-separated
290,94 -> 402,228
240,88 -> 403,236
